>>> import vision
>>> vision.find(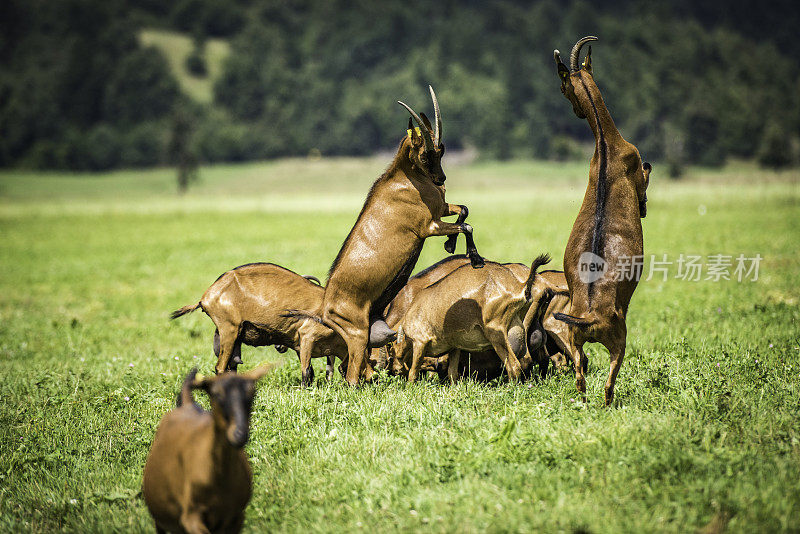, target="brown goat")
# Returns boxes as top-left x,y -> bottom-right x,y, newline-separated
380,256 -> 560,380
554,36 -> 652,405
292,87 -> 484,386
142,365 -> 272,534
171,263 -> 345,384
392,255 -> 551,382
